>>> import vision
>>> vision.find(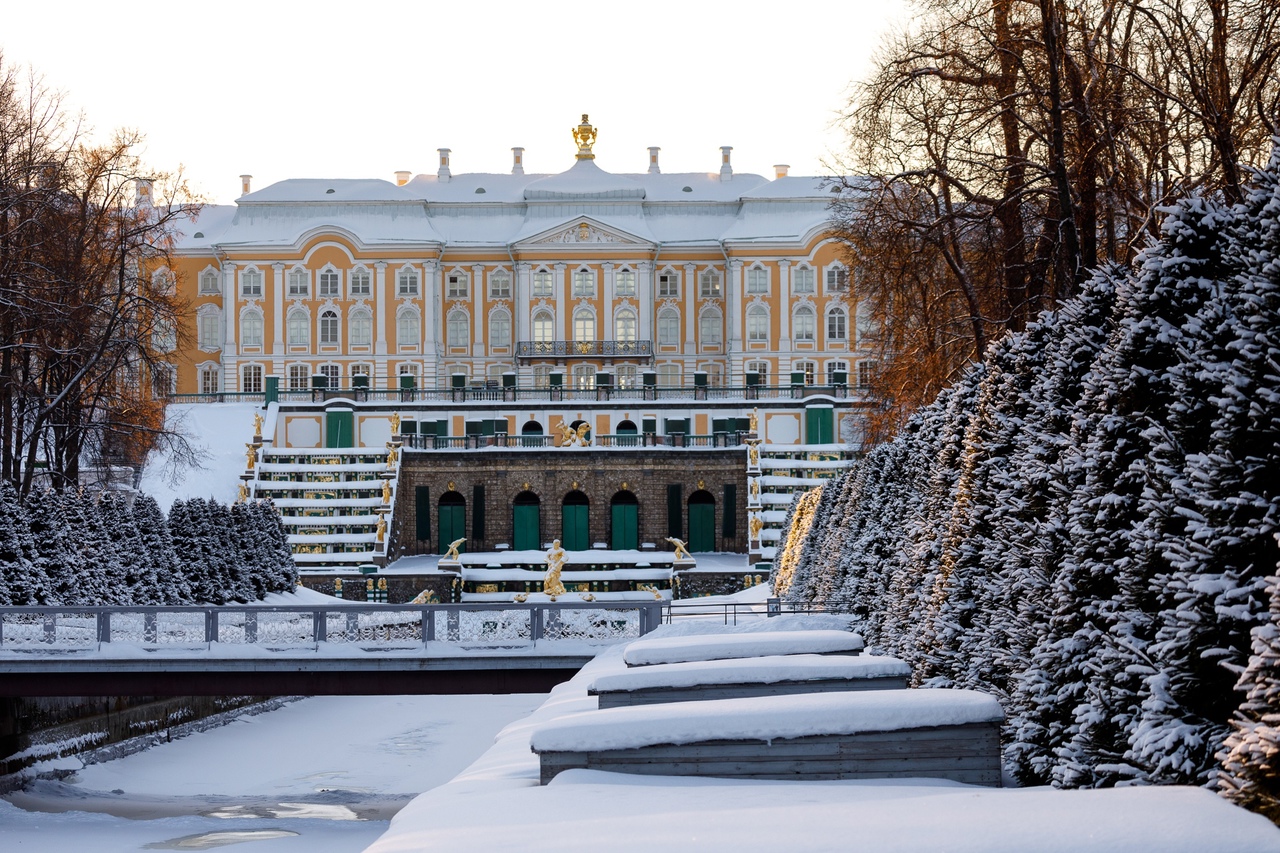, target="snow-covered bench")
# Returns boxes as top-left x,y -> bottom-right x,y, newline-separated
622,629 -> 864,667
531,689 -> 1003,786
588,653 -> 910,708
